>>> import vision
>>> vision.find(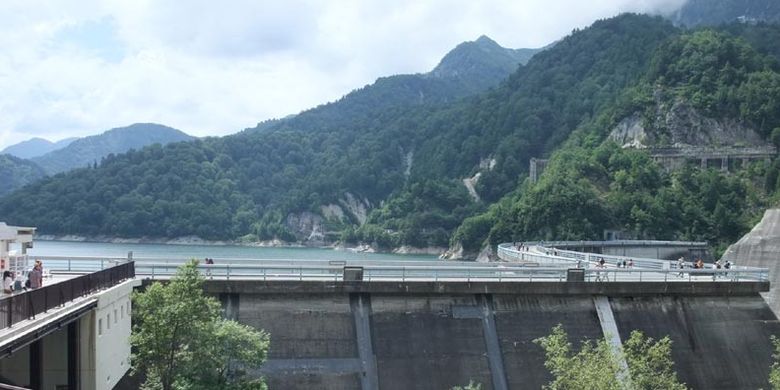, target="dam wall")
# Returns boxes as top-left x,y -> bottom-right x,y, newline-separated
203,280 -> 777,390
